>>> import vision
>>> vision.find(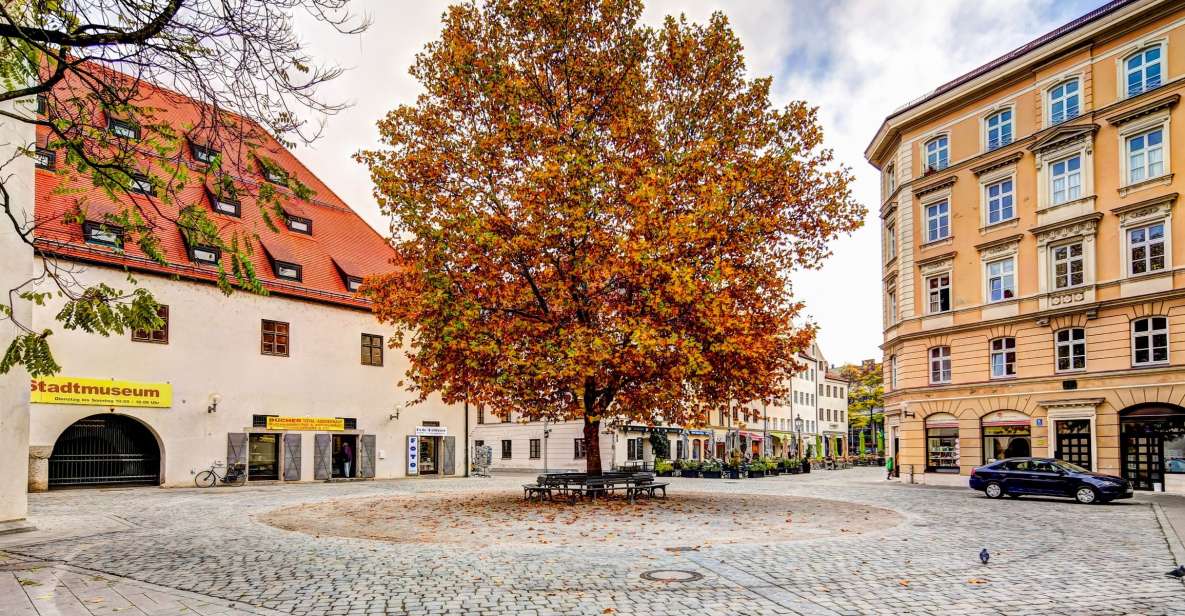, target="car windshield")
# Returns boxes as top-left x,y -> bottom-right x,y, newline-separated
1053,460 -> 1089,473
